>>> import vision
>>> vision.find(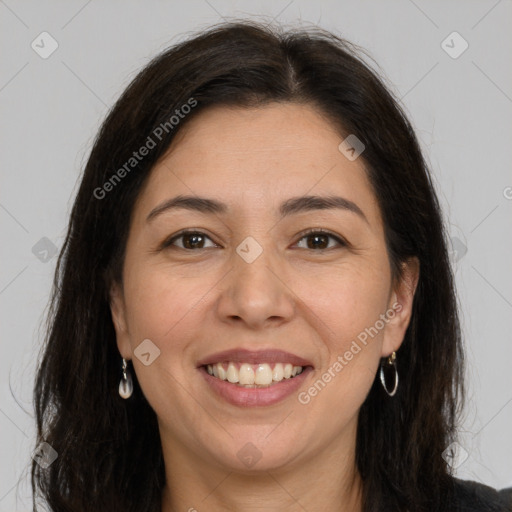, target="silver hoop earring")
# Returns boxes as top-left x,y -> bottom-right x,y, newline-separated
380,351 -> 398,397
119,358 -> 133,399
